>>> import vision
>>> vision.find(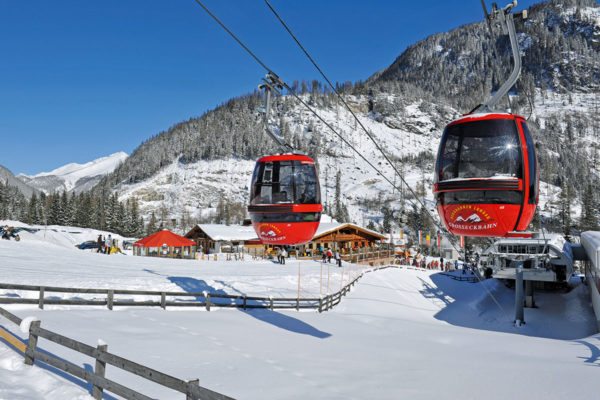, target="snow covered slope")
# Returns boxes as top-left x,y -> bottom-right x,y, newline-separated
116,97 -> 447,225
18,152 -> 128,194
